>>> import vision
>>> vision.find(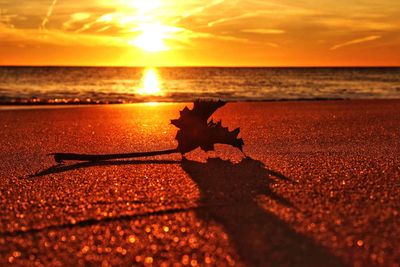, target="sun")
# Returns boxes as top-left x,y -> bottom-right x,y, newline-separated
129,23 -> 182,53
120,0 -> 170,53
115,0 -> 184,53
130,23 -> 168,52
